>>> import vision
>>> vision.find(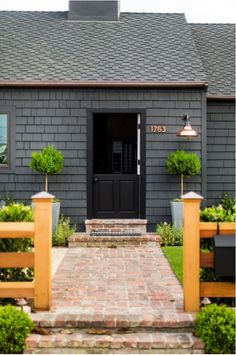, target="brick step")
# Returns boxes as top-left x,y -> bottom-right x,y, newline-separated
30,311 -> 194,330
85,219 -> 148,235
25,330 -> 204,354
68,232 -> 160,247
